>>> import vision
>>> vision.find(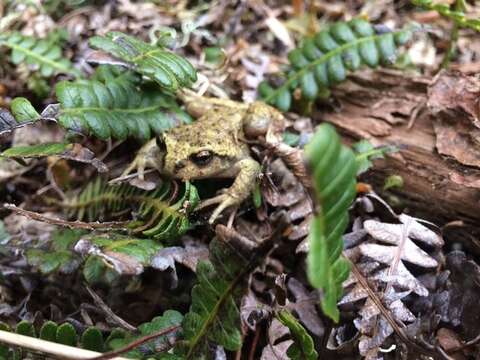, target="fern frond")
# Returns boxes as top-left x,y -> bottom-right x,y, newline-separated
412,0 -> 479,31
276,310 -> 318,360
258,19 -> 412,111
89,31 -> 197,91
0,312 -> 182,359
63,177 -> 199,241
179,239 -> 252,358
0,32 -> 80,77
10,66 -> 192,140
304,123 -> 357,322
